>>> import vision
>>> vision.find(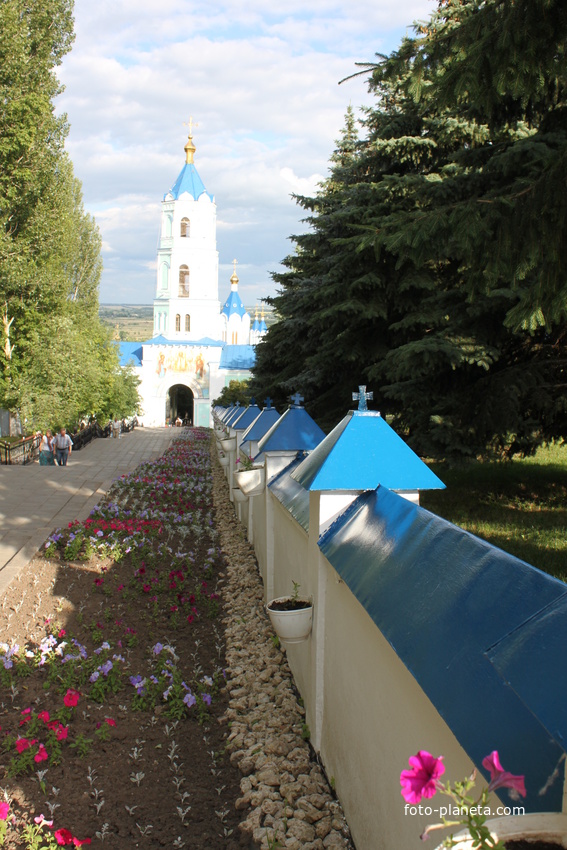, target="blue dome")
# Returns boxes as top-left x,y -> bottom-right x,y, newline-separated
166,163 -> 213,202
221,290 -> 247,319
